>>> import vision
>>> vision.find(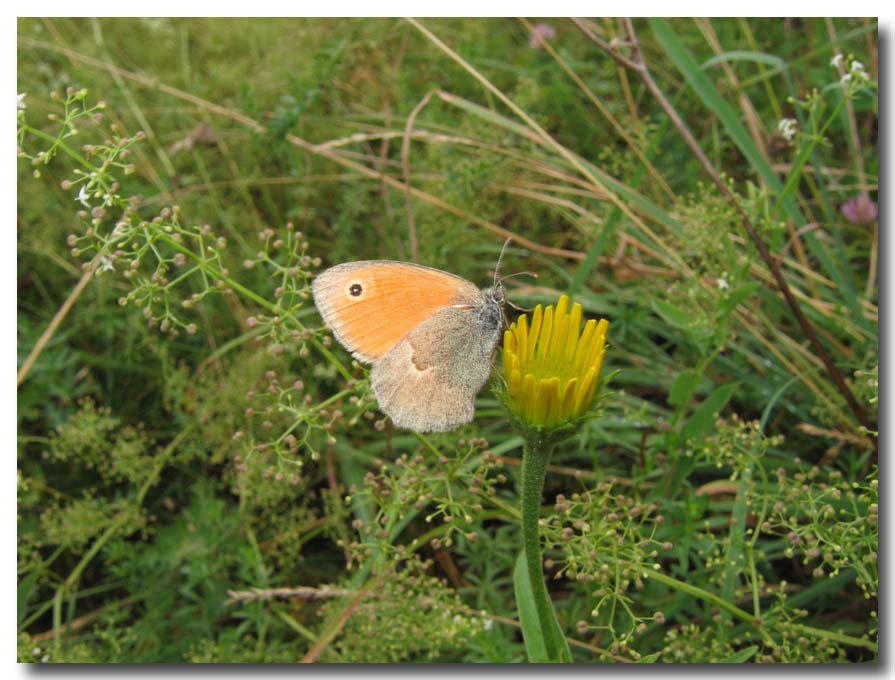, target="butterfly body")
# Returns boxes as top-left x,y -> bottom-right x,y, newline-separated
312,261 -> 505,432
